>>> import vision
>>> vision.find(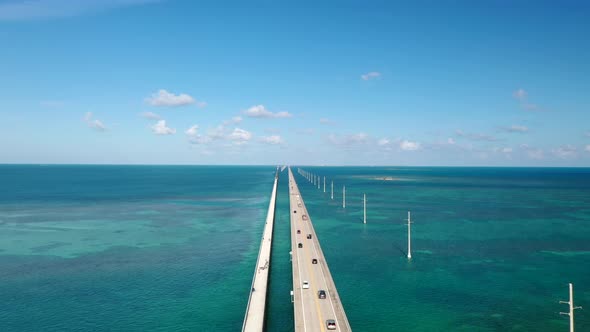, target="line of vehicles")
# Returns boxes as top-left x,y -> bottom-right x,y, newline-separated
293,192 -> 337,331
